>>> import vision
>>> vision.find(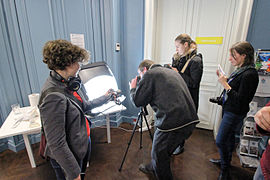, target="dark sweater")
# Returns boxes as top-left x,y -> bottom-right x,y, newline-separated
130,64 -> 199,131
223,67 -> 258,115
